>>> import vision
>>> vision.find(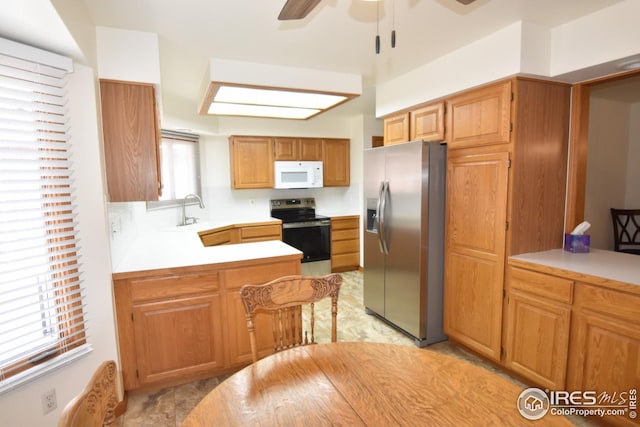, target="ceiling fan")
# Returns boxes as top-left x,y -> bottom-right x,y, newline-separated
278,0 -> 477,20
